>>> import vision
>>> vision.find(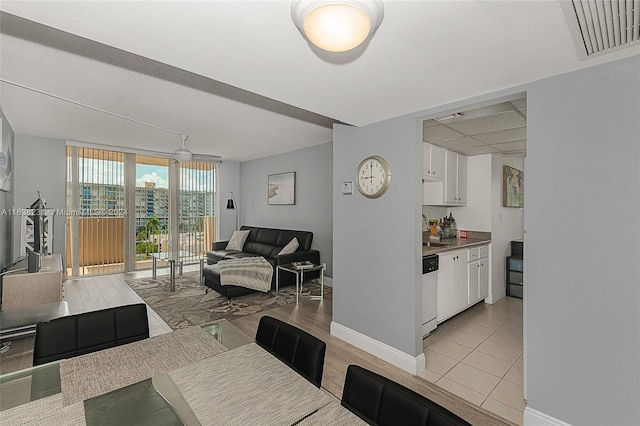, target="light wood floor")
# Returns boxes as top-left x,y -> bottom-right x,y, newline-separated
1,266 -> 514,425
